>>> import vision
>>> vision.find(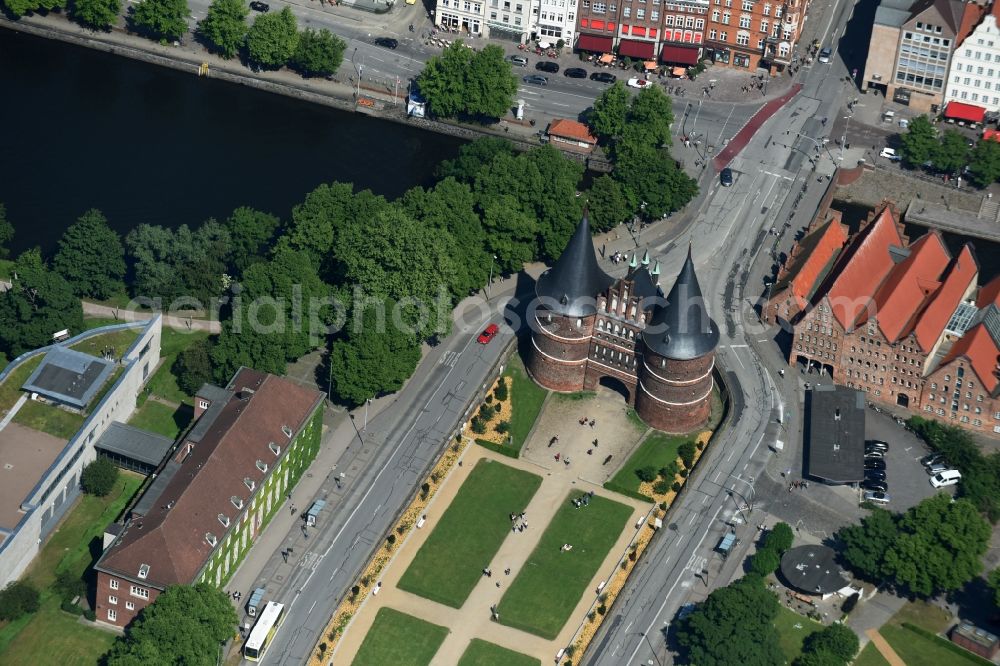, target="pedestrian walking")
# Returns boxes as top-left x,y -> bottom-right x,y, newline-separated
505,567 -> 511,575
